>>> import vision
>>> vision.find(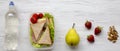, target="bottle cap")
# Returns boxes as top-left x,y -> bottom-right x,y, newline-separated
9,1 -> 14,6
